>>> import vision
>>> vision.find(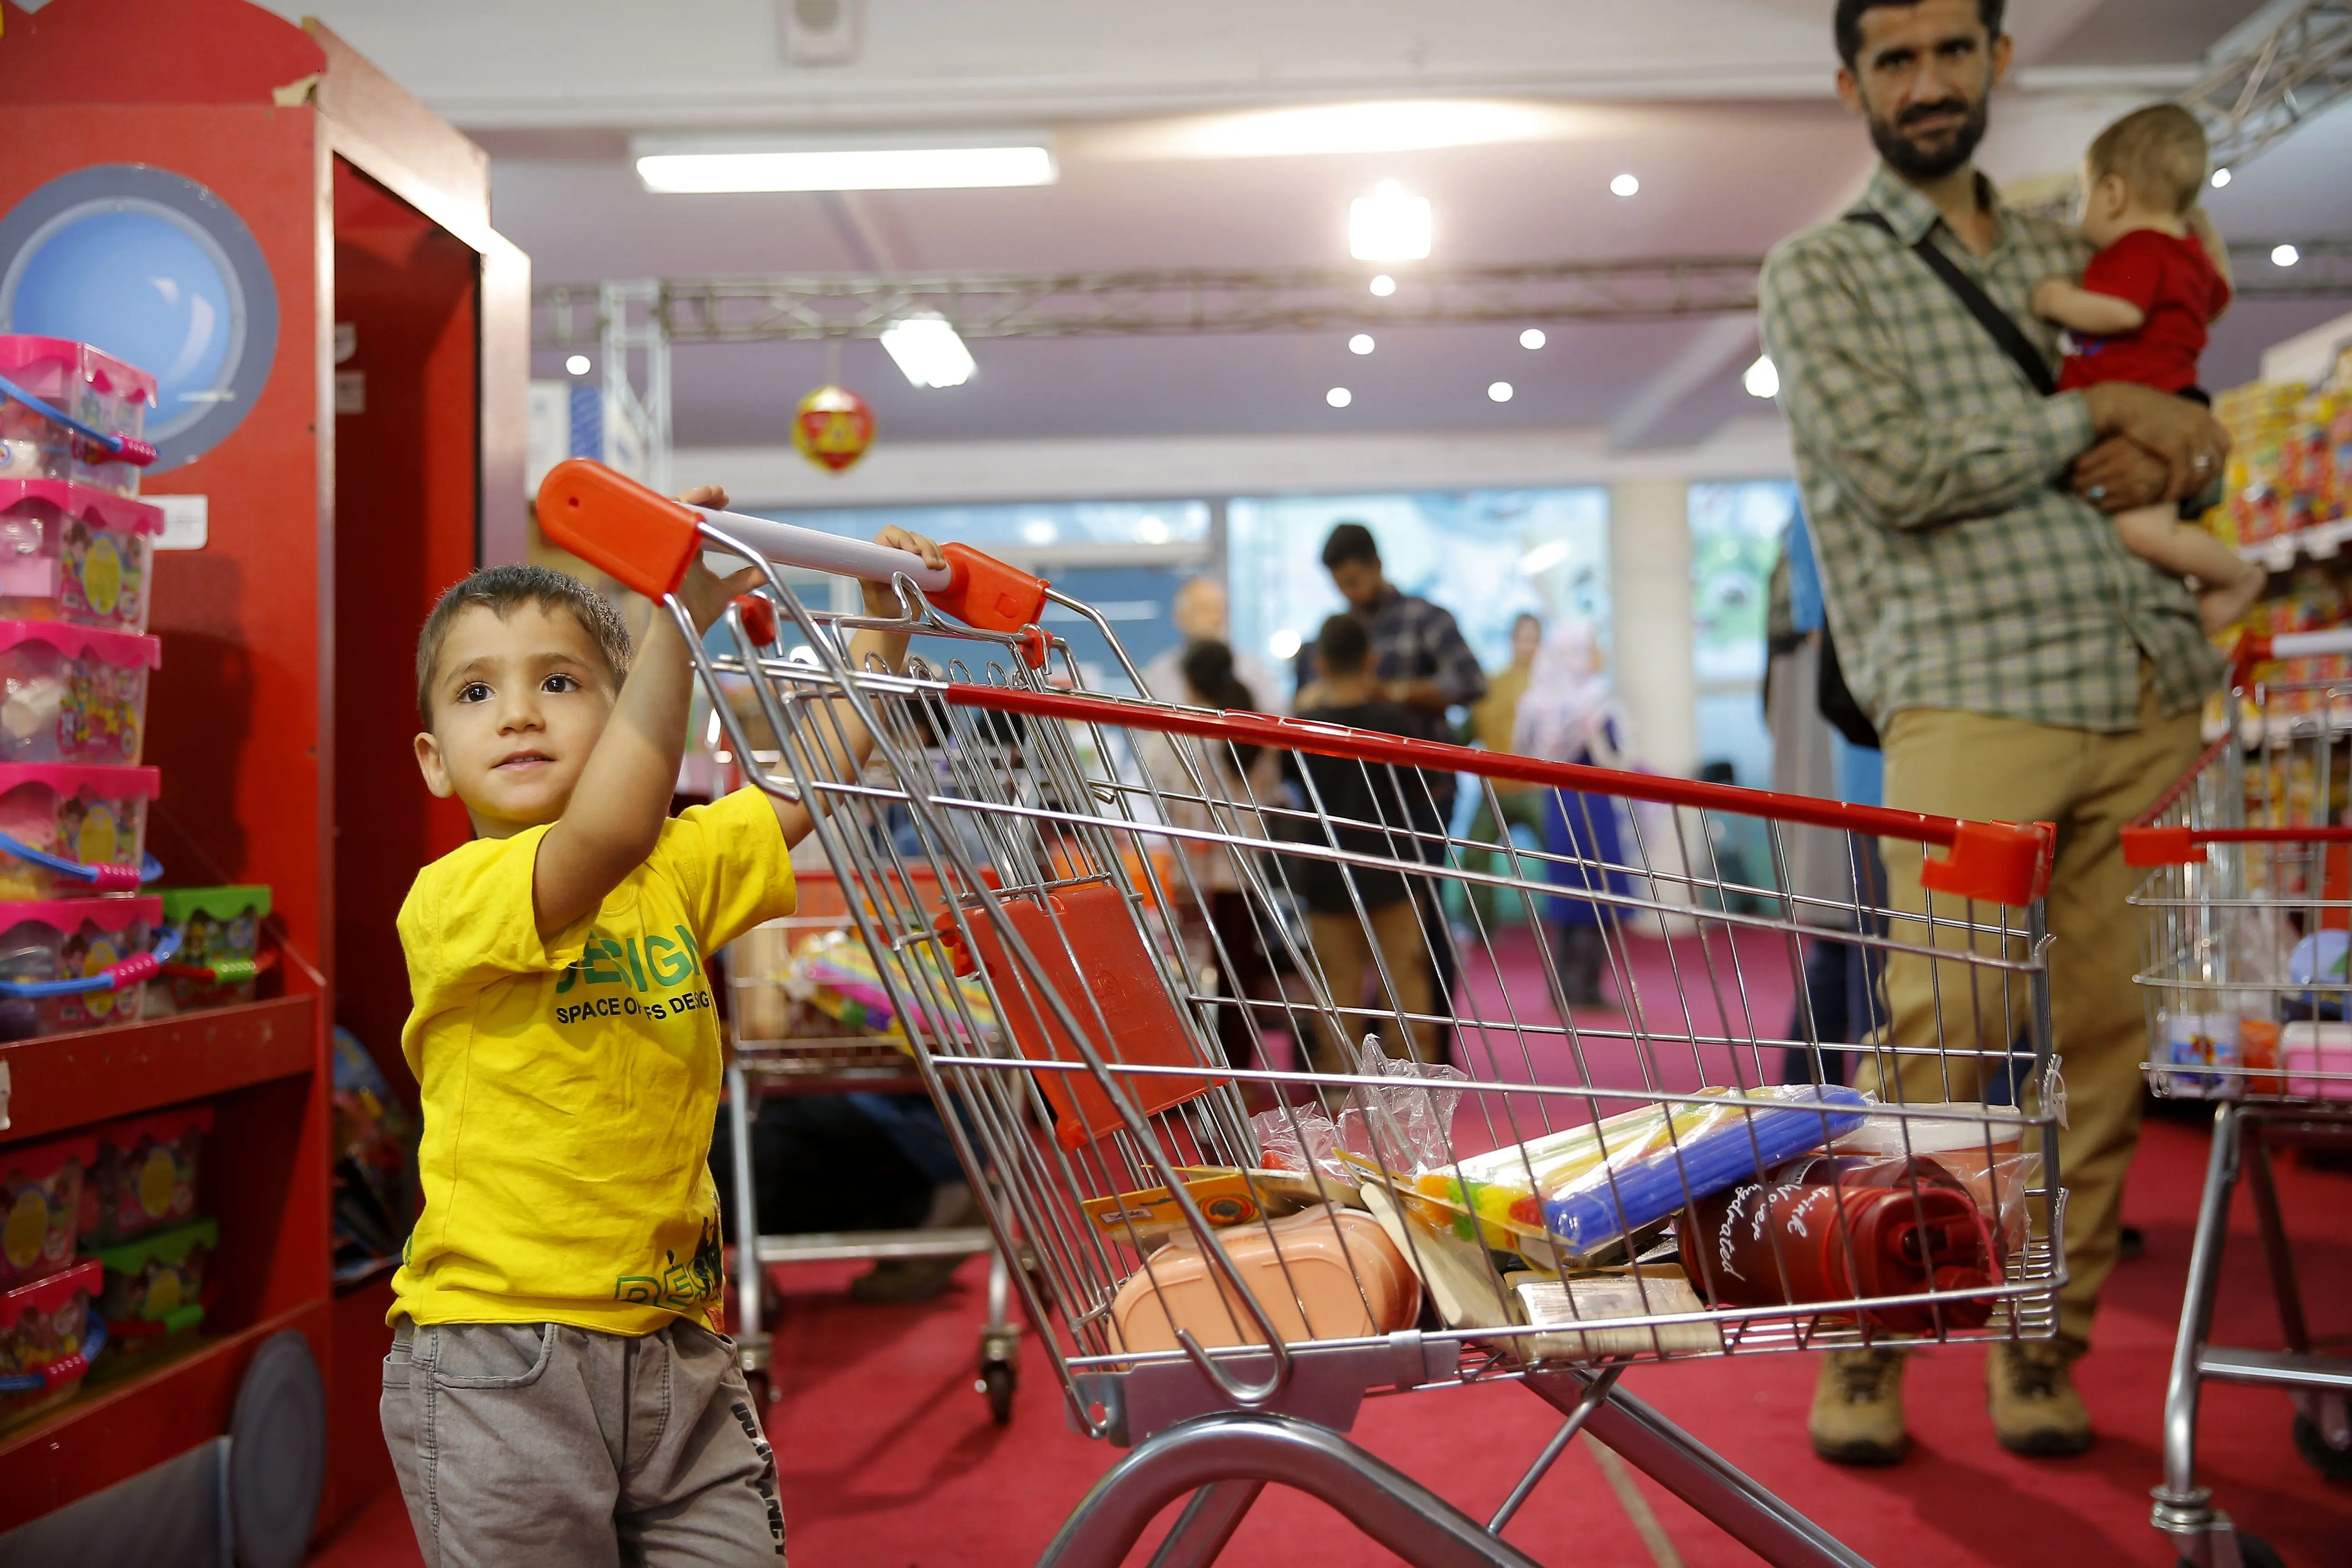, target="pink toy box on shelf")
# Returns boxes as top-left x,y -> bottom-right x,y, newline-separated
0,1259 -> 105,1430
0,764 -> 158,901
0,622 -> 159,767
0,336 -> 157,498
0,1132 -> 98,1293
82,1105 -> 210,1246
0,894 -> 164,1042
0,481 -> 161,633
